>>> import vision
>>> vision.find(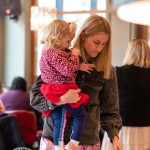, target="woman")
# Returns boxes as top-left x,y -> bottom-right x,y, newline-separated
30,15 -> 122,150
0,76 -> 43,130
0,76 -> 31,111
102,39 -> 150,150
